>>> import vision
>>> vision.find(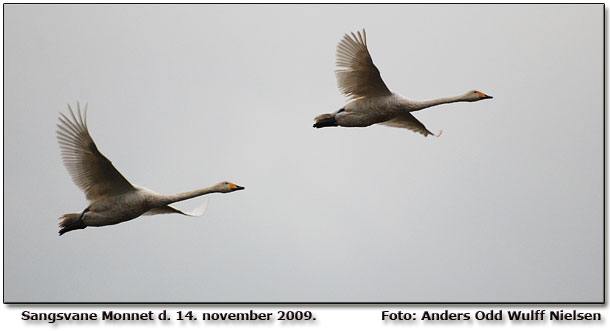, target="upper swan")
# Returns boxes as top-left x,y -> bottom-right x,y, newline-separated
314,29 -> 493,136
